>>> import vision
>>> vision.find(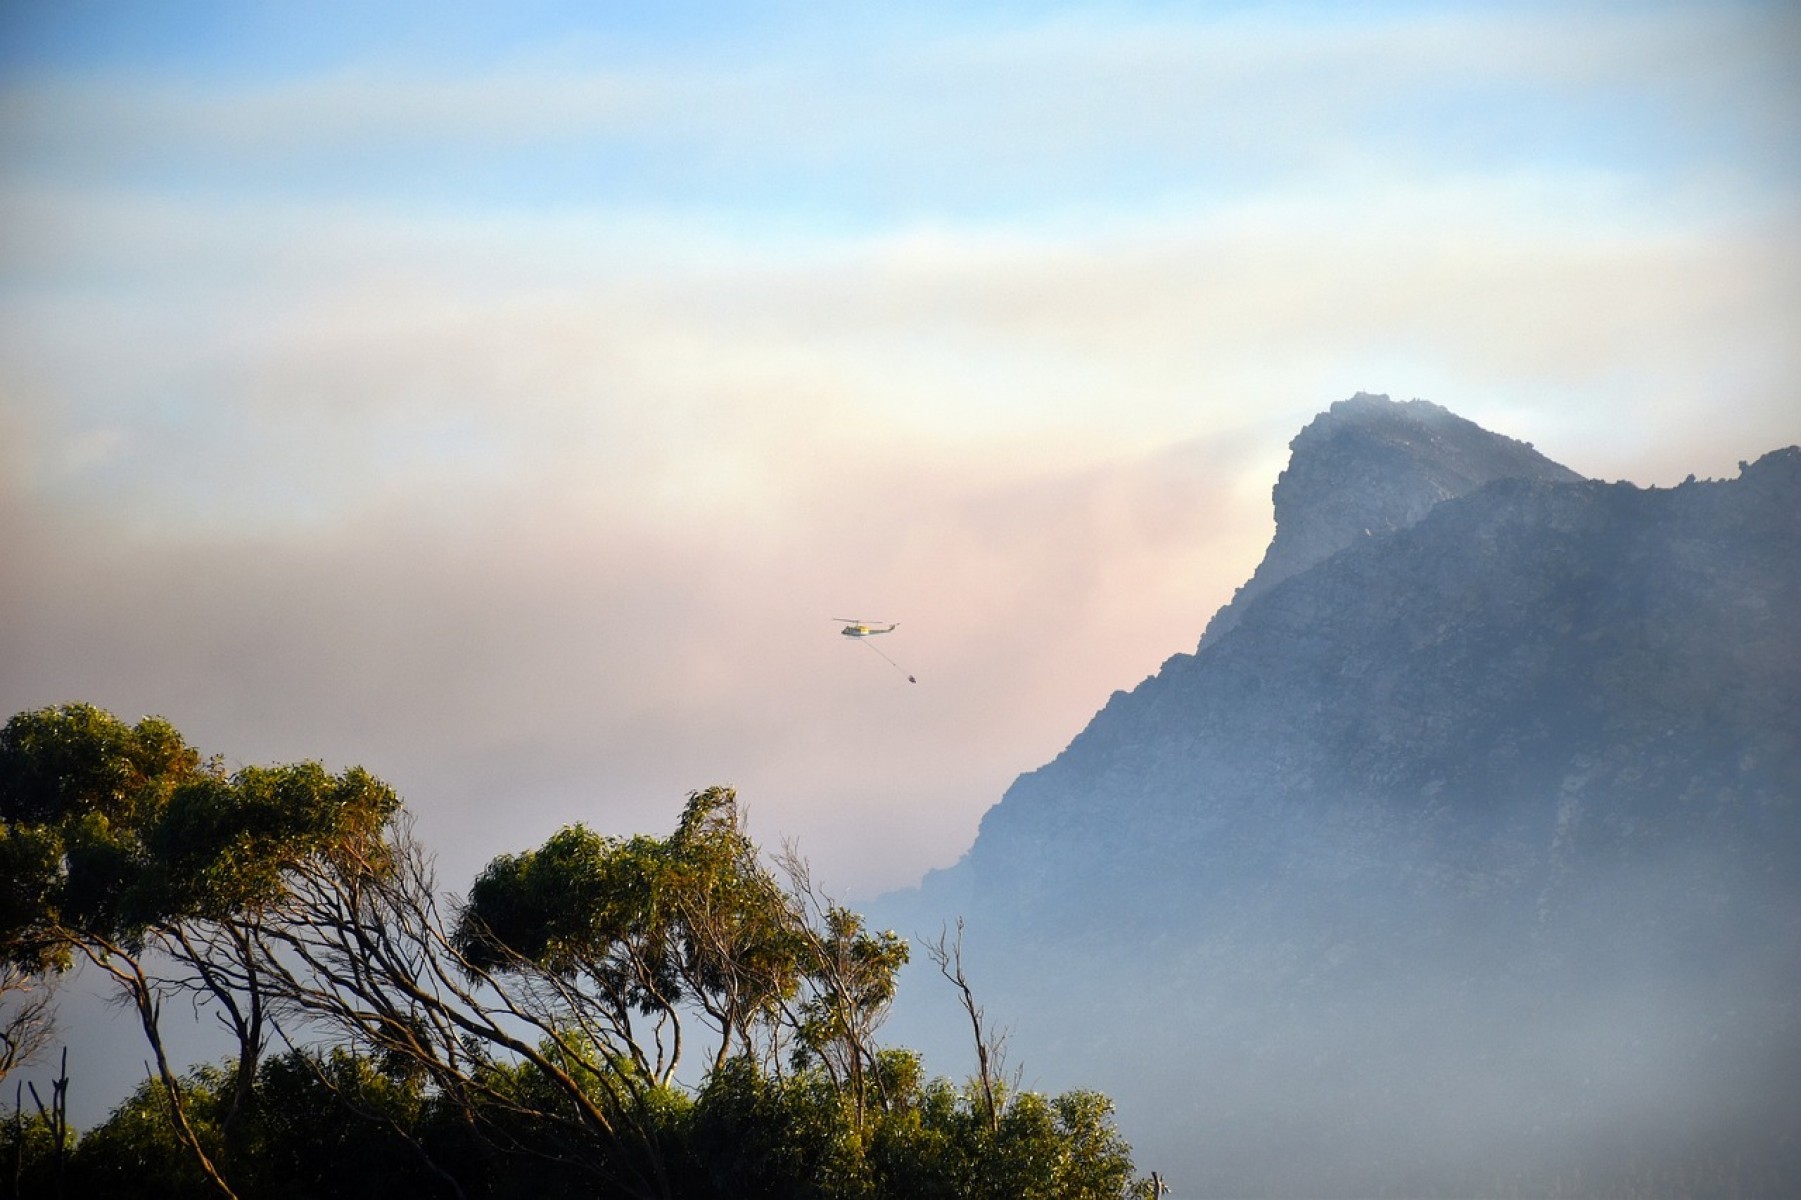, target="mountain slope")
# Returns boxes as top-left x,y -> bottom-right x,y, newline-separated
885,397 -> 1801,1197
1199,392 -> 1583,648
